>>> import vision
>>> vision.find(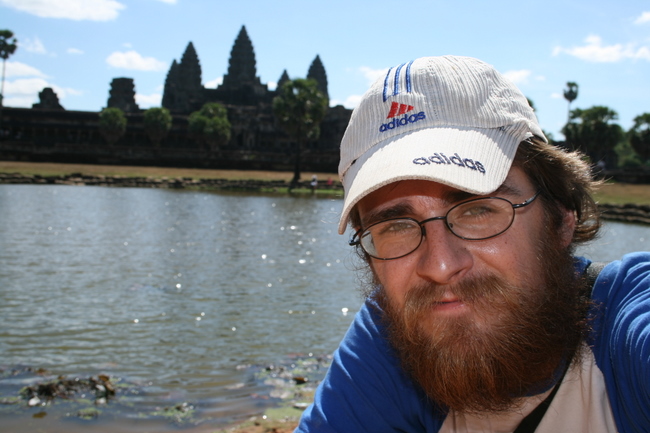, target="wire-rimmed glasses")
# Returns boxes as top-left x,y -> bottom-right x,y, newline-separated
349,191 -> 540,260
